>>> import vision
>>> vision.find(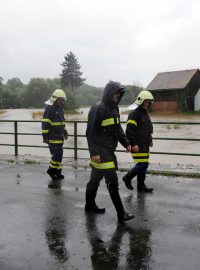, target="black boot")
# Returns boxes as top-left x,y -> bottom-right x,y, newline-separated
137,173 -> 153,193
122,168 -> 137,190
85,203 -> 105,213
108,187 -> 134,222
85,183 -> 105,214
122,175 -> 133,190
56,169 -> 65,179
123,168 -> 137,190
47,168 -> 59,180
